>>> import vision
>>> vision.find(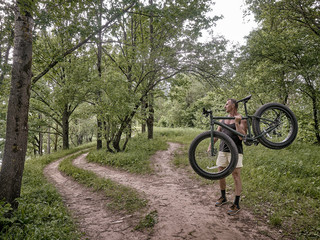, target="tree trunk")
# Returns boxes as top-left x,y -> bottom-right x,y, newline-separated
0,3 -> 33,208
147,0 -> 154,140
311,93 -> 320,144
112,119 -> 131,152
141,99 -> 147,133
54,123 -> 58,151
113,128 -> 123,152
96,0 -> 103,150
38,114 -> 43,155
47,127 -> 51,154
147,92 -> 154,139
97,117 -> 103,149
62,104 -> 69,149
